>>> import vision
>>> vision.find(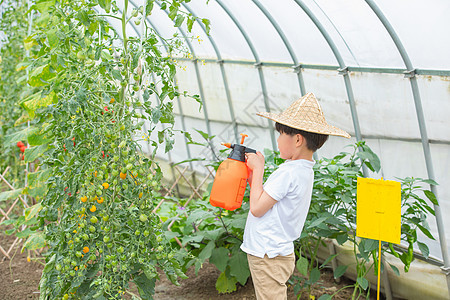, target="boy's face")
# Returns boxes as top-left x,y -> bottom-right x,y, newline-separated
277,132 -> 298,160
